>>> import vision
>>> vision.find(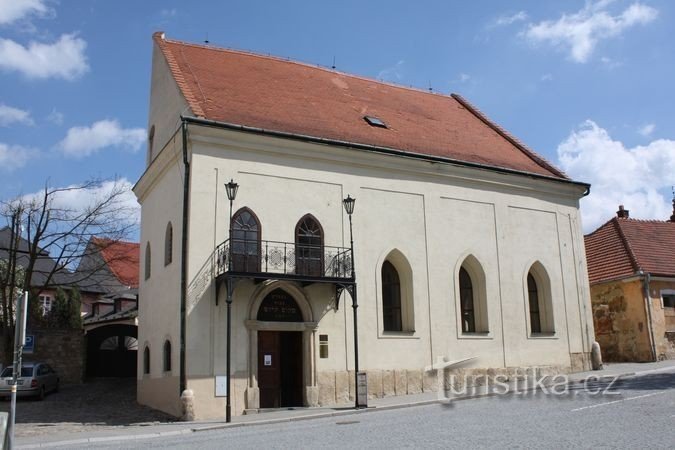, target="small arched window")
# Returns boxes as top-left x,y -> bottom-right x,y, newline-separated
163,340 -> 172,372
231,208 -> 261,272
295,214 -> 324,276
527,263 -> 554,334
527,273 -> 541,334
457,256 -> 489,334
459,267 -> 475,333
147,125 -> 155,165
382,261 -> 402,332
143,346 -> 150,375
164,222 -> 173,266
144,242 -> 151,280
